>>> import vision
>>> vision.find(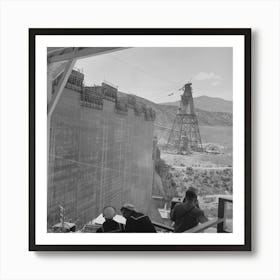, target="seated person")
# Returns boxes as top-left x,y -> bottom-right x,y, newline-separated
120,203 -> 157,233
170,190 -> 208,232
96,206 -> 124,233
